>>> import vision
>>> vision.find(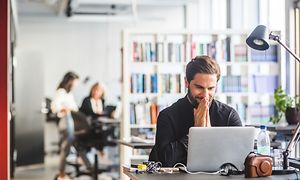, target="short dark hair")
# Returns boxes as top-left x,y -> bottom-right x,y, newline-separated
186,56 -> 220,83
57,71 -> 79,93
